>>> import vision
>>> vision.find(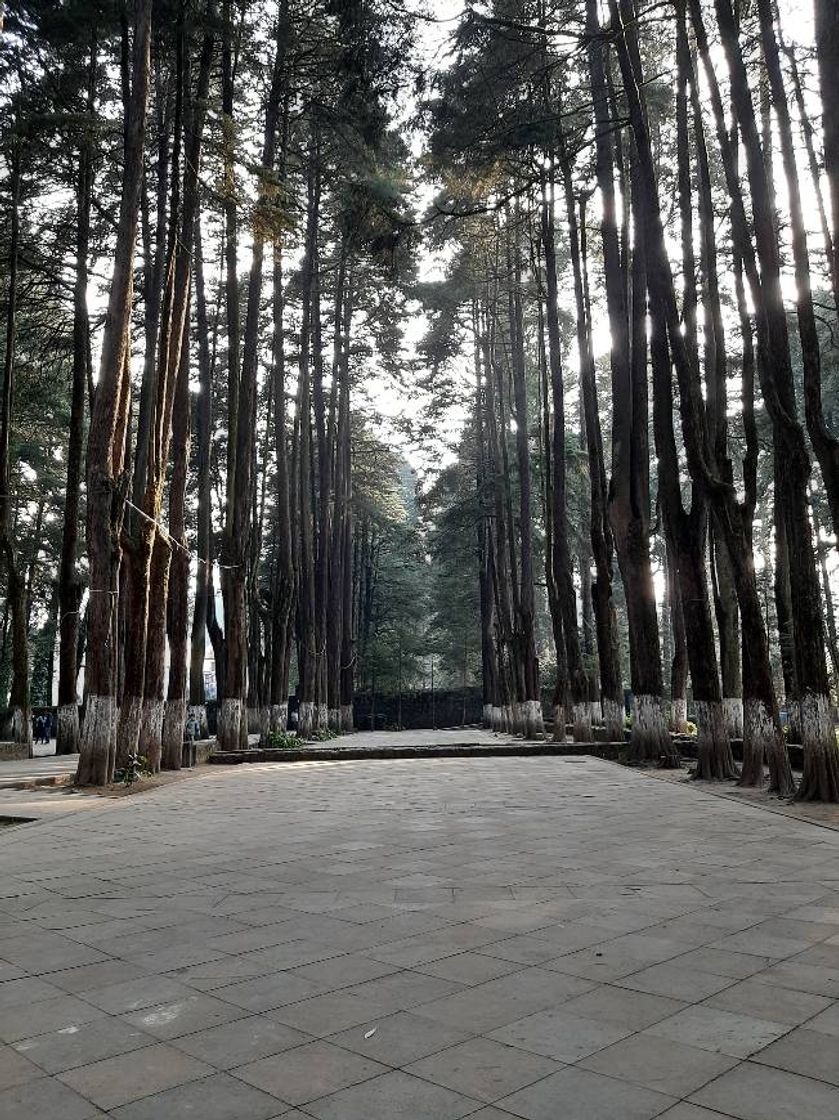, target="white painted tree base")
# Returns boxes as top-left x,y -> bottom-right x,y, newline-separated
116,695 -> 143,768
572,702 -> 593,742
77,694 -> 116,784
552,705 -> 567,743
523,699 -> 544,740
57,703 -> 80,755
298,701 -> 315,740
602,697 -> 625,742
269,704 -> 288,734
139,698 -> 165,771
670,698 -> 688,733
217,698 -> 243,751
722,697 -> 743,739
162,698 -> 186,769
